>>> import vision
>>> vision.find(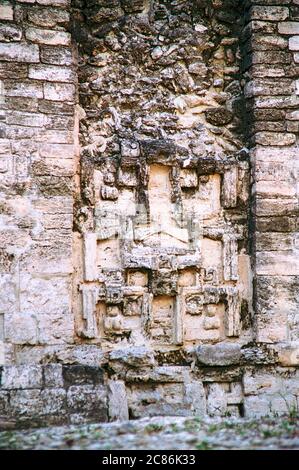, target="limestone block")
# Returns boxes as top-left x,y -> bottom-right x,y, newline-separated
80,285 -> 98,339
255,198 -> 298,217
255,132 -> 296,146
43,364 -> 63,388
101,185 -> 119,200
40,46 -> 74,66
0,274 -> 16,315
289,36 -> 299,51
127,382 -> 191,418
180,169 -> 198,189
109,346 -> 155,369
29,65 -> 75,83
5,312 -> 38,345
243,396 -> 272,418
256,251 -> 299,276
62,365 -> 104,386
0,390 -> 9,415
278,343 -> 299,366
0,25 -> 22,42
40,388 -> 66,416
0,43 -> 39,62
196,343 -> 241,366
37,312 -> 74,345
108,380 -> 129,421
184,381 -> 206,417
222,166 -> 237,208
19,275 -> 71,315
223,235 -> 238,281
67,385 -> 107,418
6,111 -> 46,127
206,383 -> 227,417
9,389 -> 44,418
251,6 -> 289,21
25,27 -> 71,46
278,22 -> 299,34
250,34 -> 288,51
39,143 -> 74,159
0,3 -> 14,21
28,8 -> 70,27
255,181 -> 296,198
83,233 -> 97,281
225,289 -> 241,337
1,365 -> 43,390
37,0 -> 71,6
44,83 -> 75,102
4,80 -> 43,99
